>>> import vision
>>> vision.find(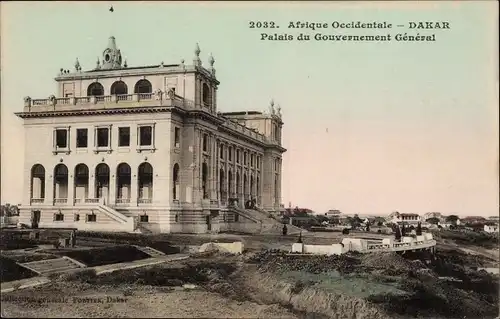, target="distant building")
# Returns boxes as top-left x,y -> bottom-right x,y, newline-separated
388,212 -> 421,225
484,224 -> 499,233
325,209 -> 342,217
